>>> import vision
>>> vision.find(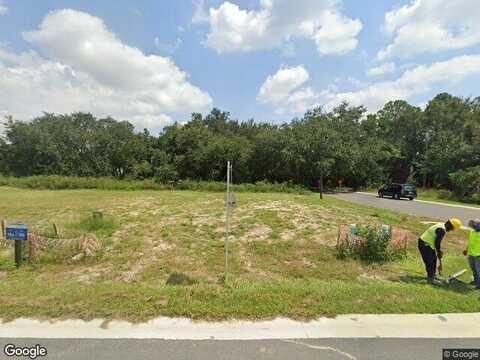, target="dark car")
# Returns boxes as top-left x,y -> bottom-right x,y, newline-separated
378,183 -> 417,200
